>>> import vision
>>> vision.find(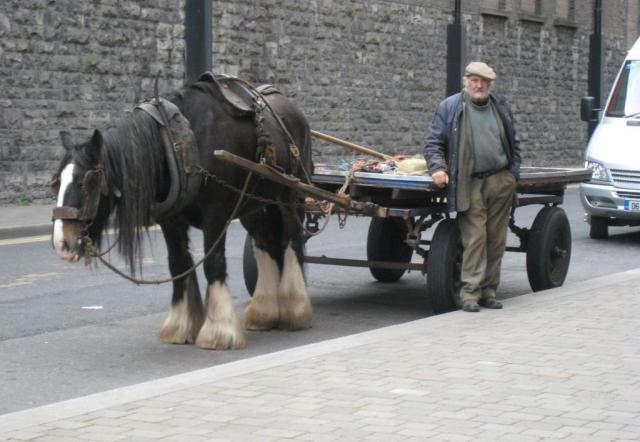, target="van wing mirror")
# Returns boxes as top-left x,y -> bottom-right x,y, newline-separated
581,96 -> 598,122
